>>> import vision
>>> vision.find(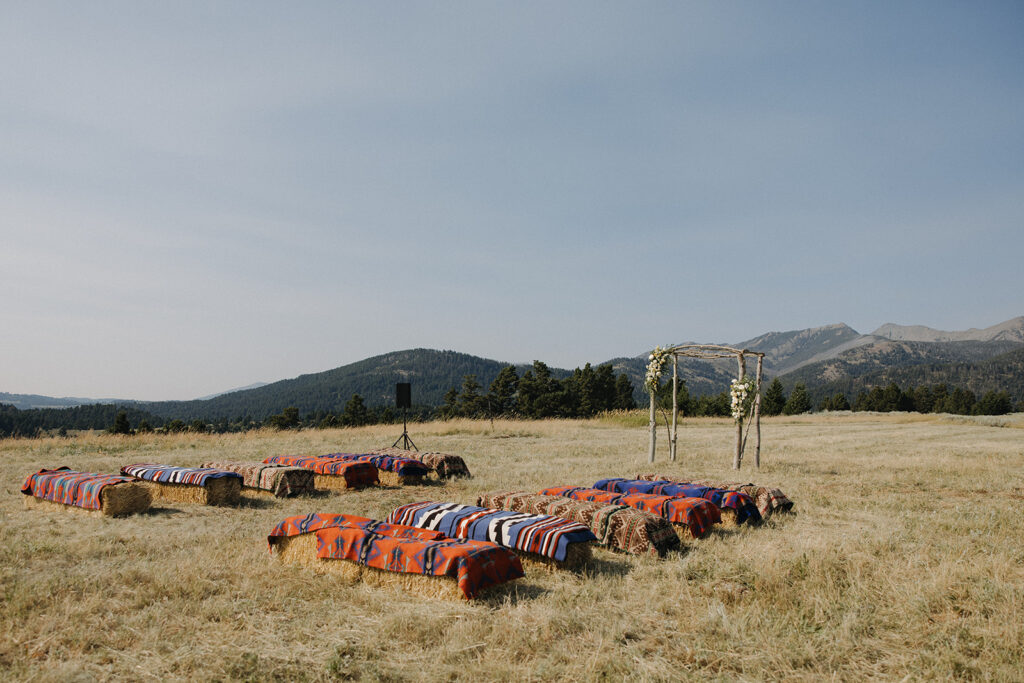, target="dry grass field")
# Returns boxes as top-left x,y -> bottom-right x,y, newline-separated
3,412 -> 1023,681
